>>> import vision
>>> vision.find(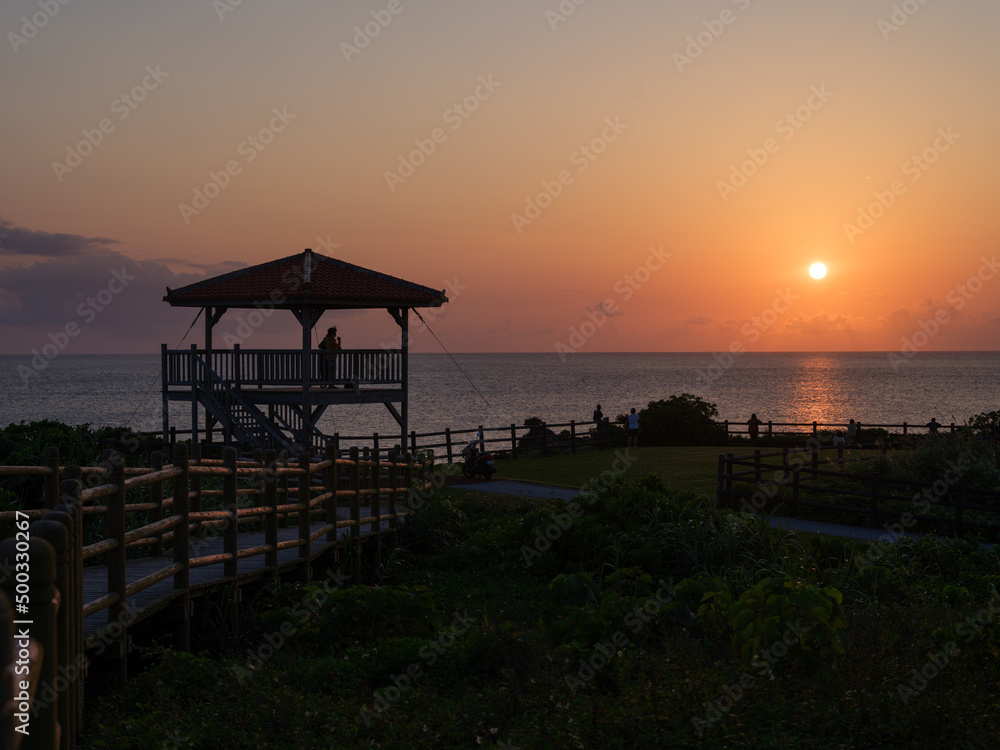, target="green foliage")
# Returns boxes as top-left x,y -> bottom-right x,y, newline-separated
727,576 -> 847,673
517,416 -> 559,454
970,409 -> 1000,439
261,583 -> 442,647
398,491 -> 468,555
637,393 -> 728,446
